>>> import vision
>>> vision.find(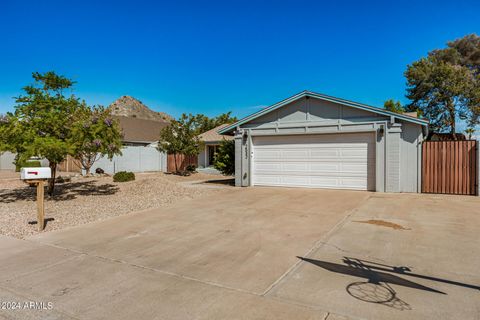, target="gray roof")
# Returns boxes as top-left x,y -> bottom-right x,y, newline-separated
198,124 -> 233,142
114,116 -> 169,143
219,90 -> 429,134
